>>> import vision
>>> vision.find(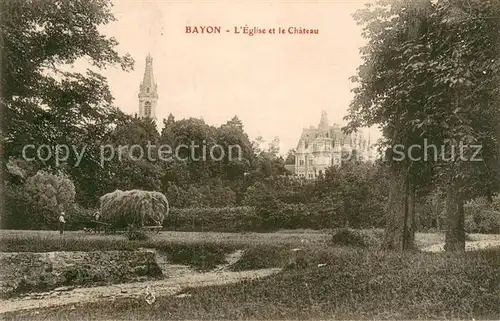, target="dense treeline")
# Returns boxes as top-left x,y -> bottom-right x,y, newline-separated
1,0 -> 499,238
4,112 -> 499,232
2,114 -> 389,230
